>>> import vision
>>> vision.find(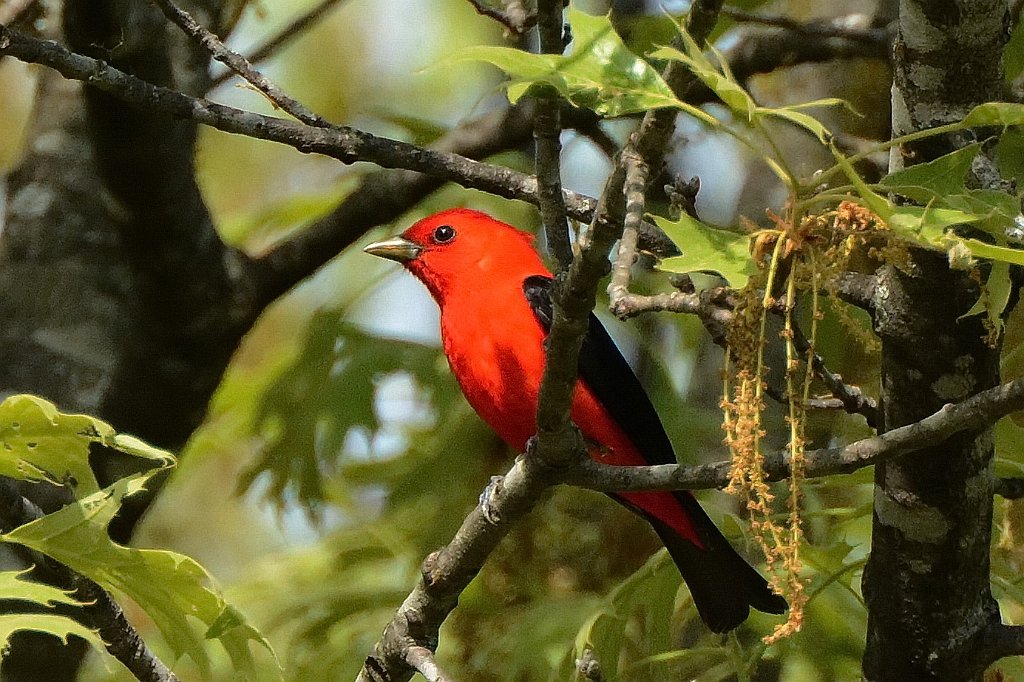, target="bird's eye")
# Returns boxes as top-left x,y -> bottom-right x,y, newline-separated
432,224 -> 456,244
